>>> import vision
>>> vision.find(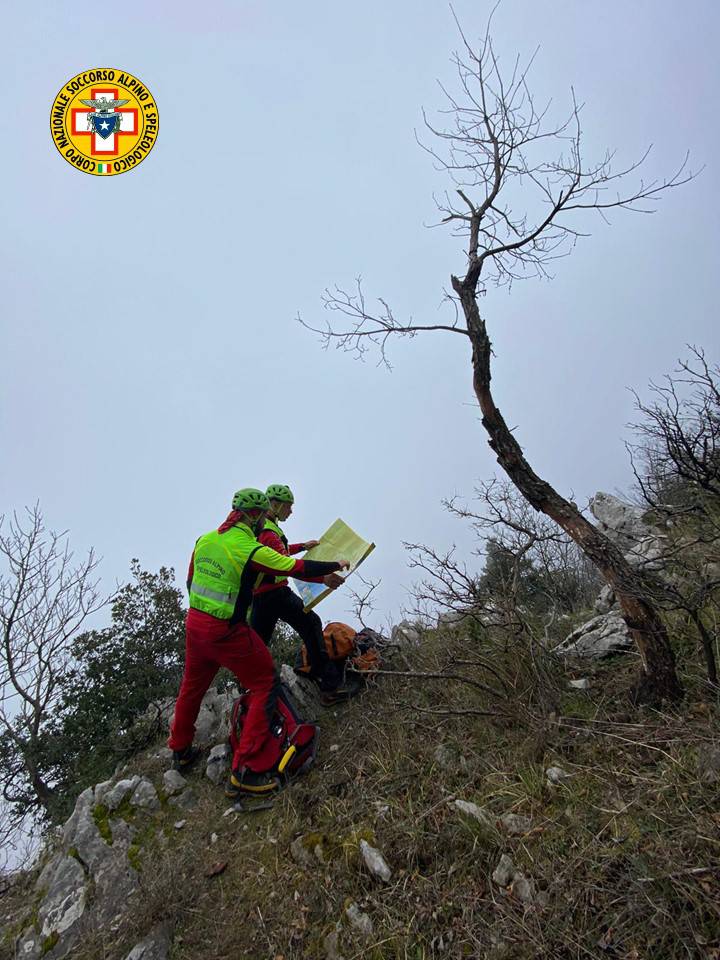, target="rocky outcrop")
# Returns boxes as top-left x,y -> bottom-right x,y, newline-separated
17,781 -> 144,958
555,612 -> 634,659
390,620 -> 424,645
559,492 -> 672,659
13,679 -> 218,960
590,492 -> 669,573
151,686 -> 239,747
279,663 -> 325,714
